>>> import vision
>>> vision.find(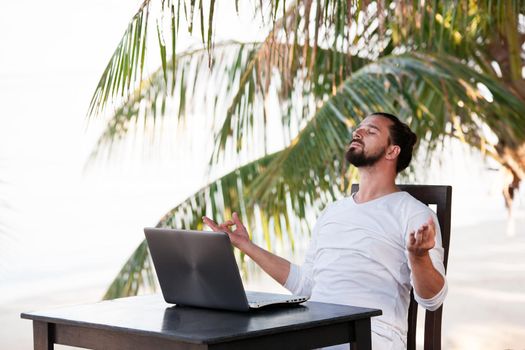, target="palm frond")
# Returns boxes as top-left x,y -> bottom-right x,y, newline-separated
388,53 -> 525,146
88,1 -> 385,165
88,0 -> 219,119
155,150 -> 319,255
103,149 -> 320,298
209,0 -> 523,163
210,0 -> 386,163
87,39 -> 372,167
246,52 -> 525,205
86,41 -> 261,165
88,0 -> 151,118
89,0 -> 525,121
103,240 -> 157,300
